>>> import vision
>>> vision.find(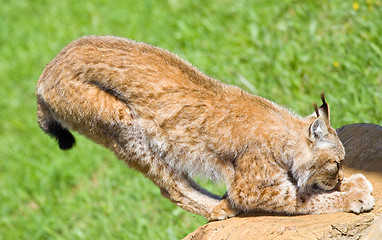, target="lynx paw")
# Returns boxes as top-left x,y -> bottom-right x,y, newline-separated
346,189 -> 374,214
208,199 -> 238,221
339,174 -> 373,193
